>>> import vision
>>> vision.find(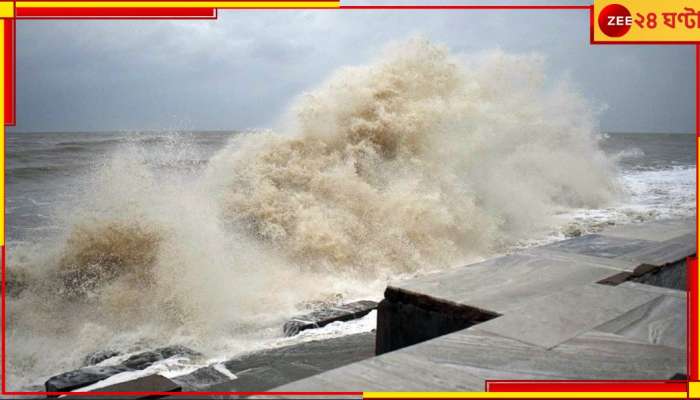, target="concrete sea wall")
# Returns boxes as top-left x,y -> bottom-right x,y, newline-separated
273,218 -> 695,392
